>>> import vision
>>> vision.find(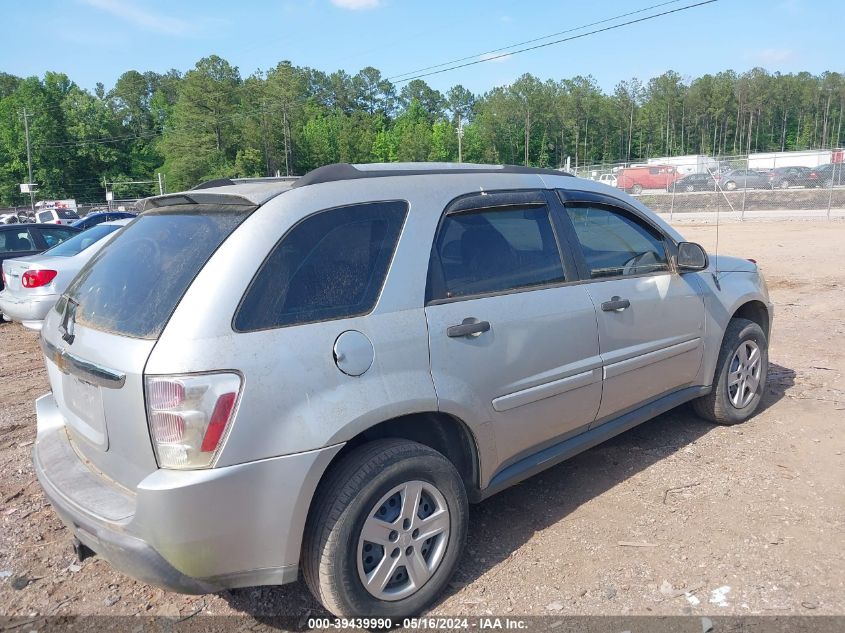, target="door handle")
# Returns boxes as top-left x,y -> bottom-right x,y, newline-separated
447,318 -> 490,338
601,296 -> 631,312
